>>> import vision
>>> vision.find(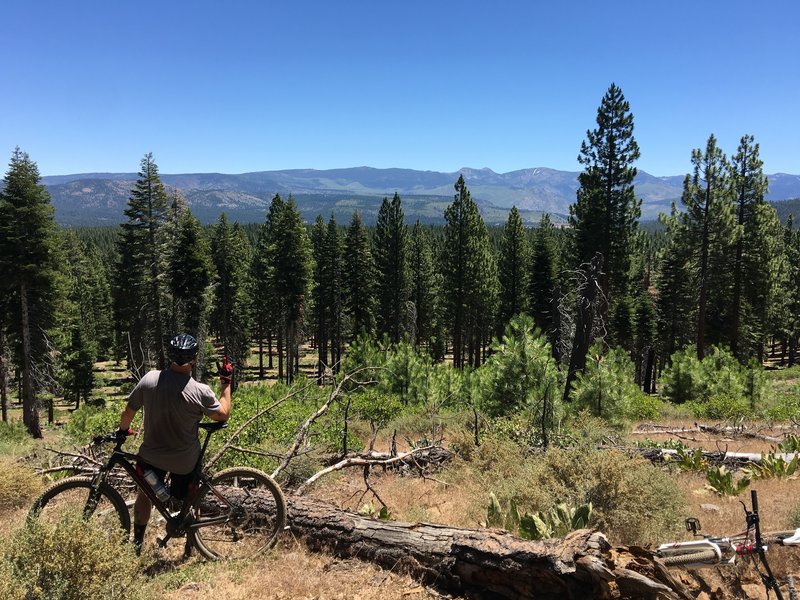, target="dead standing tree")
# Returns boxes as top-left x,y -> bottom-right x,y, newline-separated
563,253 -> 606,403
